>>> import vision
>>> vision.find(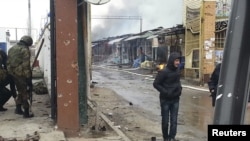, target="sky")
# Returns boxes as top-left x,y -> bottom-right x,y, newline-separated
0,0 -> 183,41
91,0 -> 183,40
0,0 -> 50,41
